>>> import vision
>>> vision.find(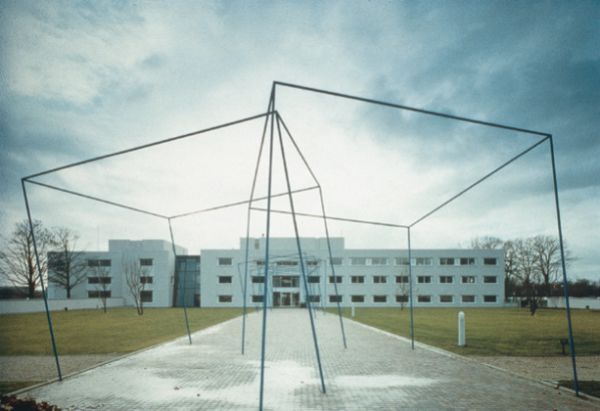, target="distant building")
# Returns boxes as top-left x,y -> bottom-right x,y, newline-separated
48,239 -> 186,308
201,237 -> 504,308
48,237 -> 504,309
